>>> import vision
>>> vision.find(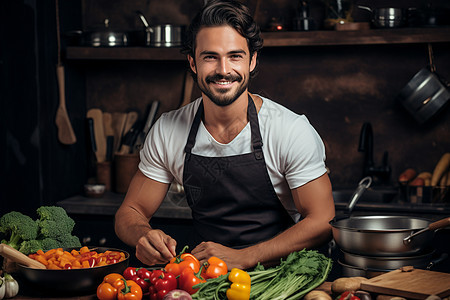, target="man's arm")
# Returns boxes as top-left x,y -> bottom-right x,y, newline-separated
191,173 -> 335,270
114,170 -> 177,265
